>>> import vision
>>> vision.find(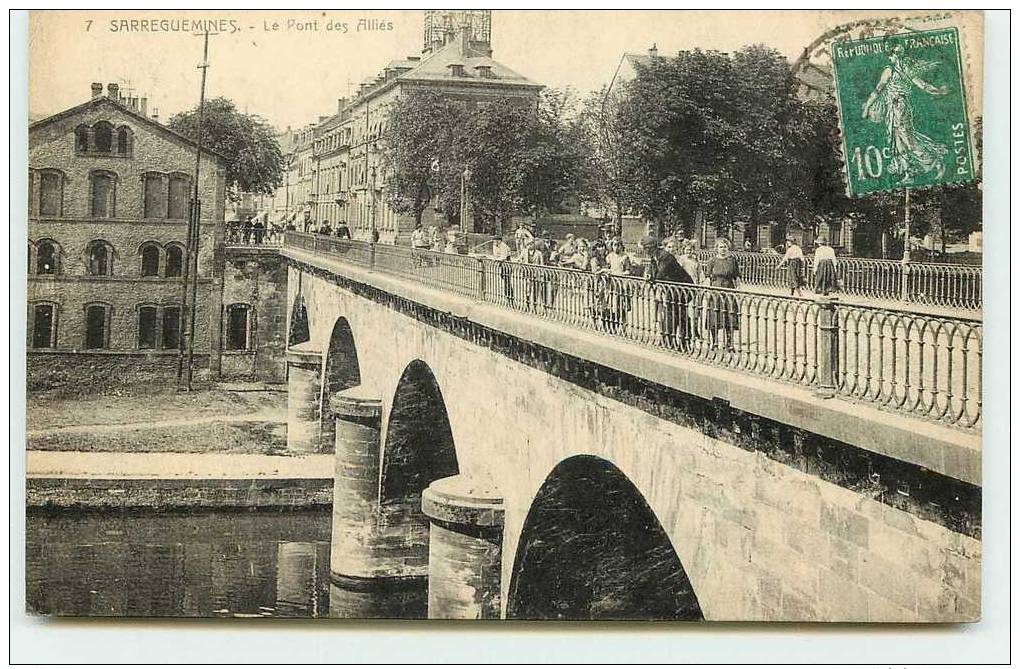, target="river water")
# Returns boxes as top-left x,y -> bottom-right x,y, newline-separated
26,509 -> 425,618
